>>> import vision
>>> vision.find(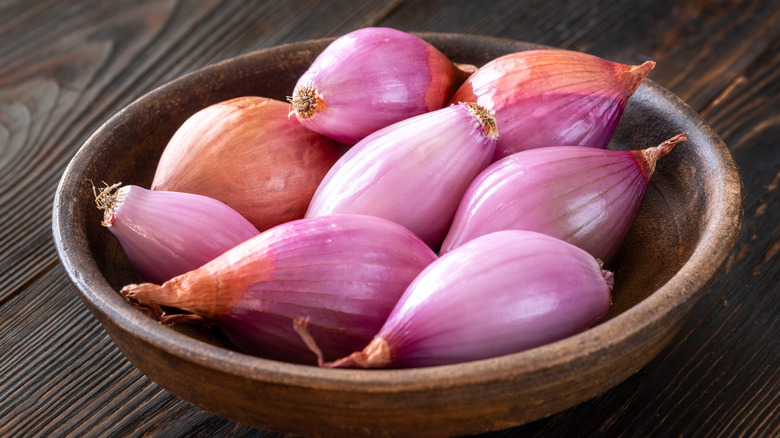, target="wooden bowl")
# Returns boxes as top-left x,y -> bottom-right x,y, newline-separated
52,34 -> 744,437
